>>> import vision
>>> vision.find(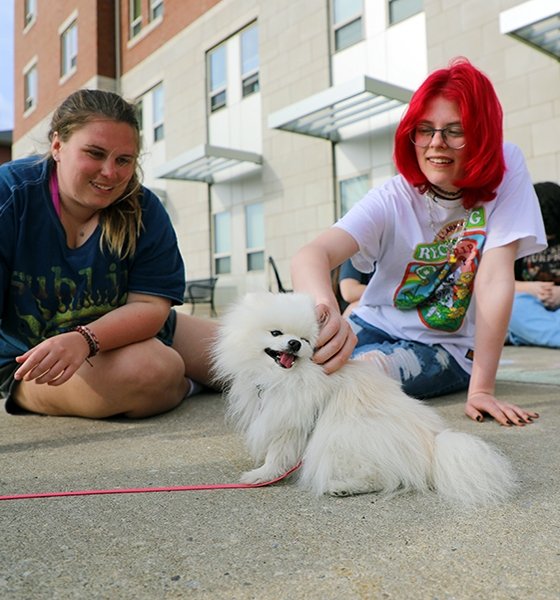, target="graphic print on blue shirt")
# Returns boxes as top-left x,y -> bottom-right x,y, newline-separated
0,156 -> 185,365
